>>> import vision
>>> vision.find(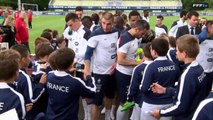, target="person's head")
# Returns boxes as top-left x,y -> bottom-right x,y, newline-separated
176,35 -> 199,62
4,15 -> 15,27
35,43 -> 54,61
41,31 -> 53,43
19,10 -> 26,19
141,29 -> 156,43
75,6 -> 83,19
143,10 -> 149,17
101,12 -> 114,33
11,44 -> 30,68
28,9 -> 31,13
121,14 -> 128,25
143,42 -> 153,60
52,30 -> 59,39
42,28 -> 53,38
168,36 -> 176,48
156,15 -> 164,26
151,37 -> 169,57
53,48 -> 75,71
206,20 -> 213,37
56,37 -> 66,49
187,11 -> 199,27
180,10 -> 188,20
65,13 -> 81,31
34,37 -> 50,47
3,11 -> 9,19
200,17 -> 207,26
48,51 -> 57,70
82,16 -> 93,29
114,16 -> 125,31
91,13 -> 100,25
131,19 -> 150,39
129,10 -> 141,27
0,49 -> 20,83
